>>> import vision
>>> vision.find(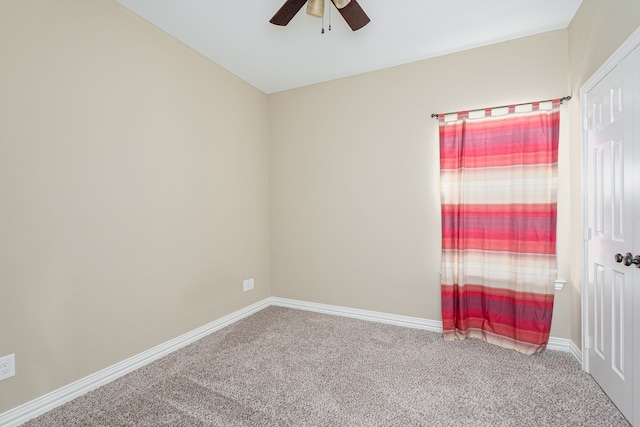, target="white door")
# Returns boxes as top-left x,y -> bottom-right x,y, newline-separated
584,44 -> 640,425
